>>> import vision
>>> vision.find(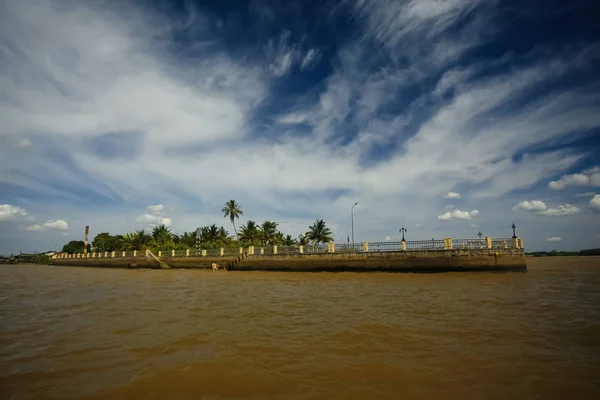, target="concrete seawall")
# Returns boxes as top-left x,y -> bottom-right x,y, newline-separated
51,249 -> 526,272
